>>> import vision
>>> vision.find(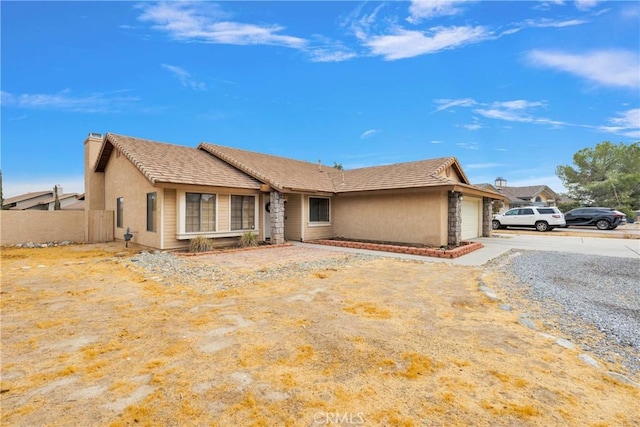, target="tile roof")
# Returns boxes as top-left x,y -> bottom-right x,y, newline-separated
11,193 -> 82,210
199,143 -> 338,193
338,157 -> 461,192
502,185 -> 559,203
3,191 -> 52,205
96,134 -> 262,190
62,200 -> 86,210
199,143 -> 479,194
476,184 -> 560,203
94,133 -> 501,199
